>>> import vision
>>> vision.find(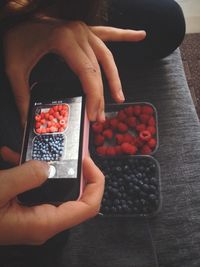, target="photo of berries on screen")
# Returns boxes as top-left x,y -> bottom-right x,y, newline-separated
34,104 -> 69,134
91,103 -> 158,156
